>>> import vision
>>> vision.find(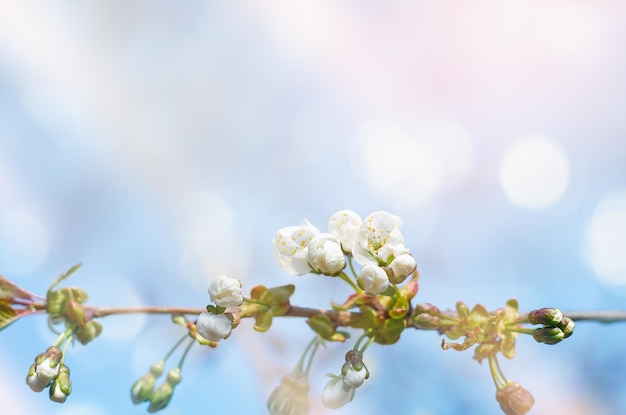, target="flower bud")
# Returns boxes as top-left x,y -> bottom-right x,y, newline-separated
495,382 -> 535,415
49,365 -> 71,403
414,303 -> 441,316
147,381 -> 174,413
75,320 -> 103,345
412,313 -> 441,329
322,374 -> 355,409
532,327 -> 565,345
196,312 -> 233,342
387,253 -> 417,284
26,346 -> 63,392
131,360 -> 165,404
358,264 -> 389,295
528,308 -> 563,326
208,275 -> 243,308
558,317 -> 575,338
342,366 -> 368,389
307,233 -> 346,275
